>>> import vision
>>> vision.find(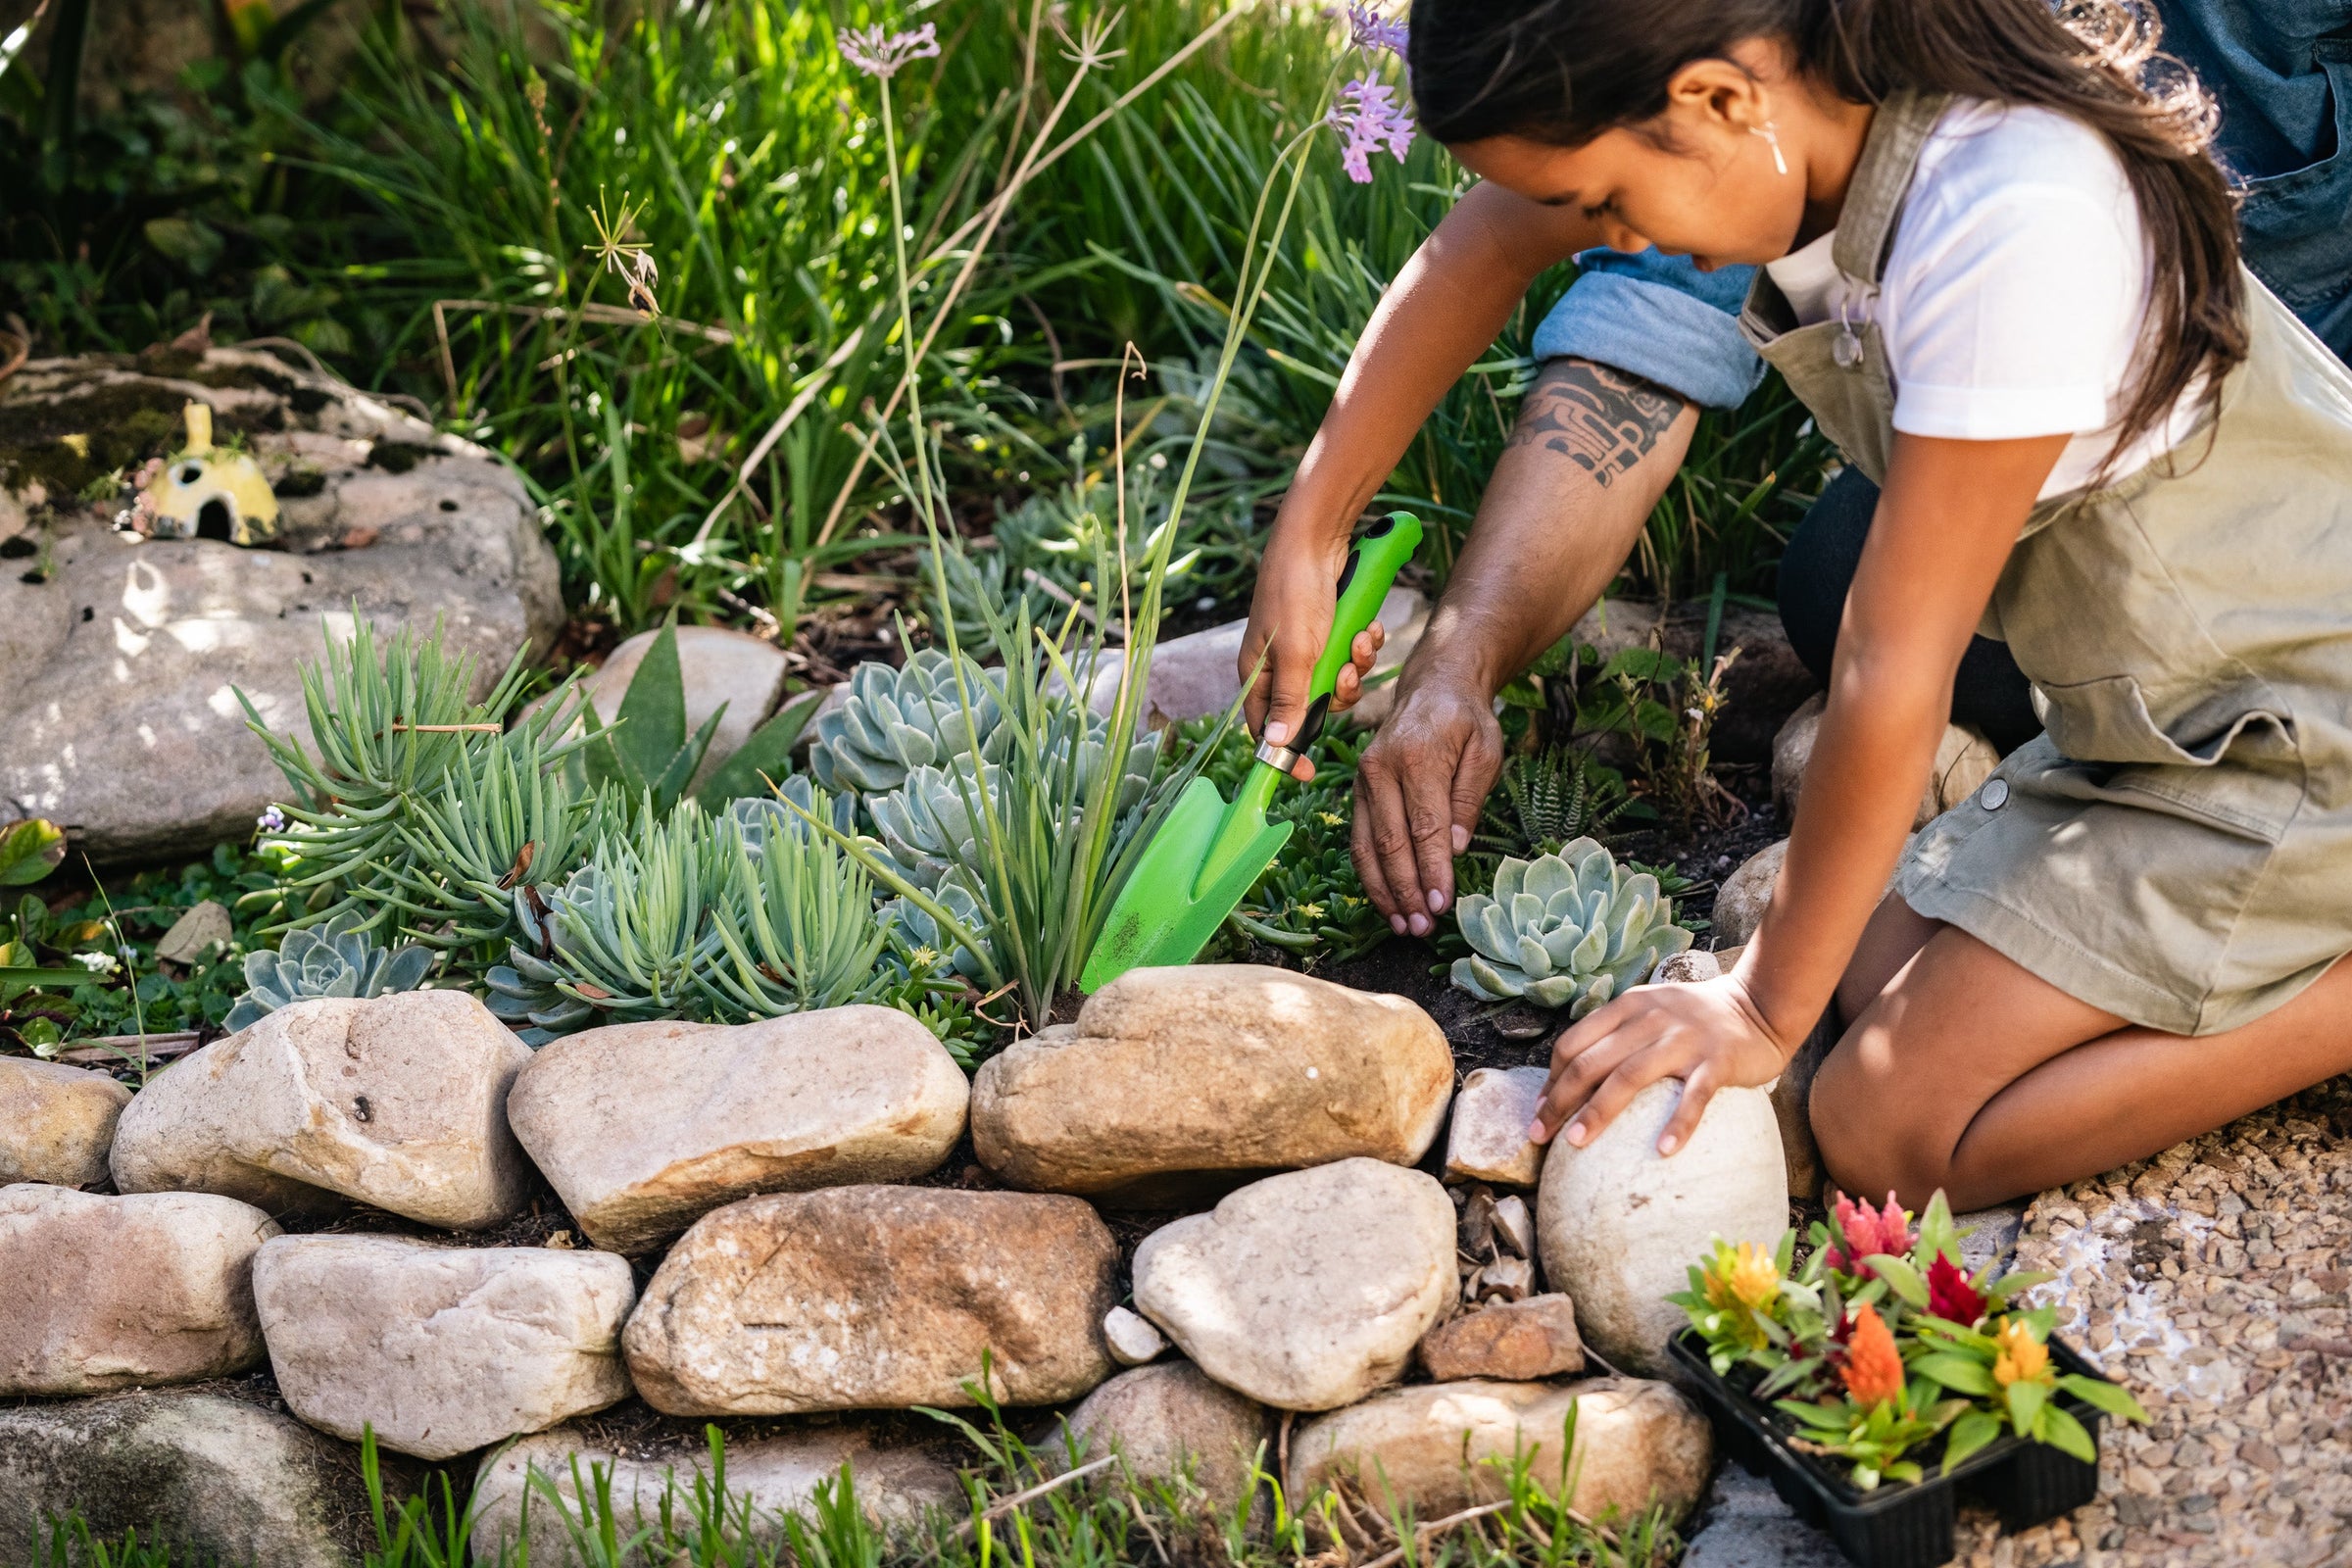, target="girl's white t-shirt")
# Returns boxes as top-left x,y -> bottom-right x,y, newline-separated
1763,98 -> 2203,498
